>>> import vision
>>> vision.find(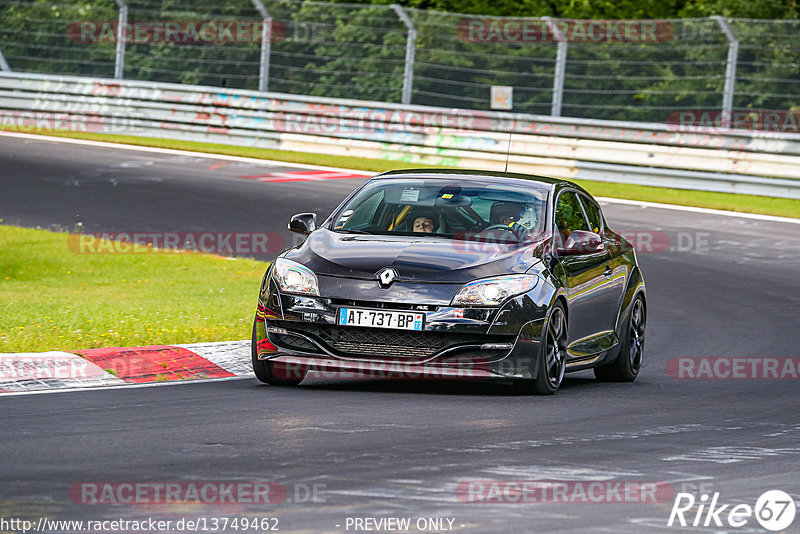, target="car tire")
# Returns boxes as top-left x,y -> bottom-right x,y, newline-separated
594,295 -> 645,382
251,319 -> 306,386
515,302 -> 568,395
